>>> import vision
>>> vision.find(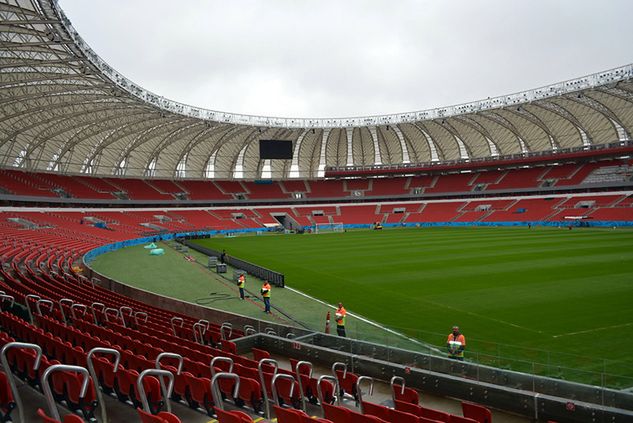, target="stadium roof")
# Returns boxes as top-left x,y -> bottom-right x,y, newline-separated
1,0 -> 632,179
